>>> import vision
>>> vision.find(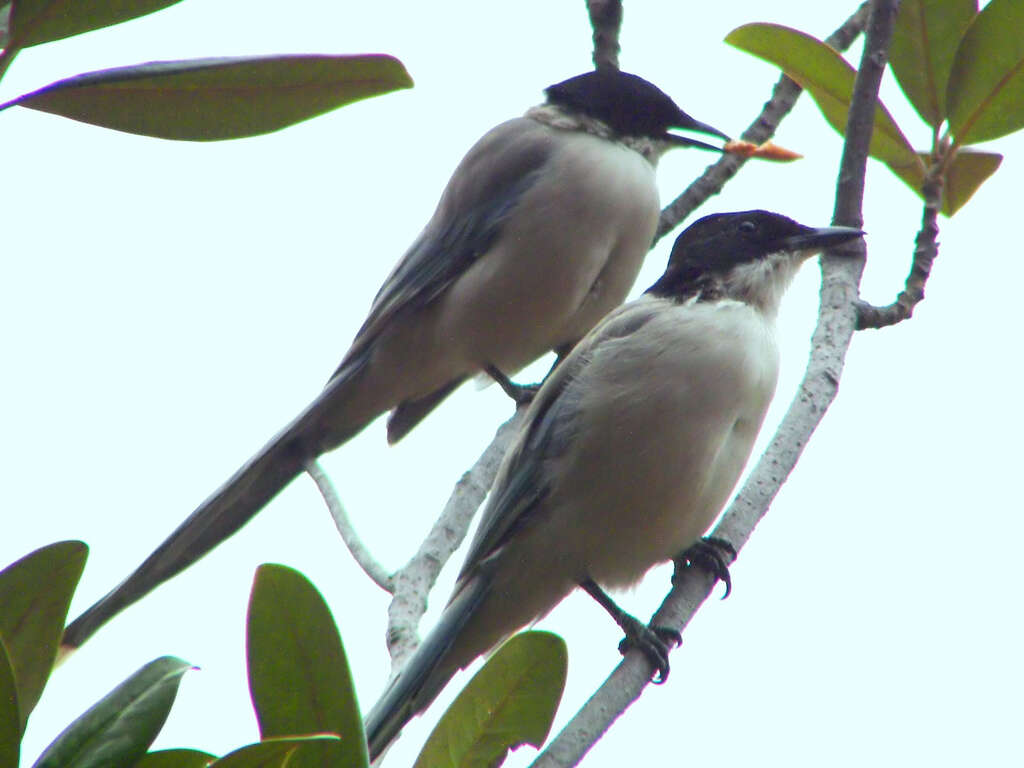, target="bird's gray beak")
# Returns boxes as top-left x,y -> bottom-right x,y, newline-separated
666,133 -> 726,152
685,117 -> 731,142
777,225 -> 864,253
667,113 -> 731,152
